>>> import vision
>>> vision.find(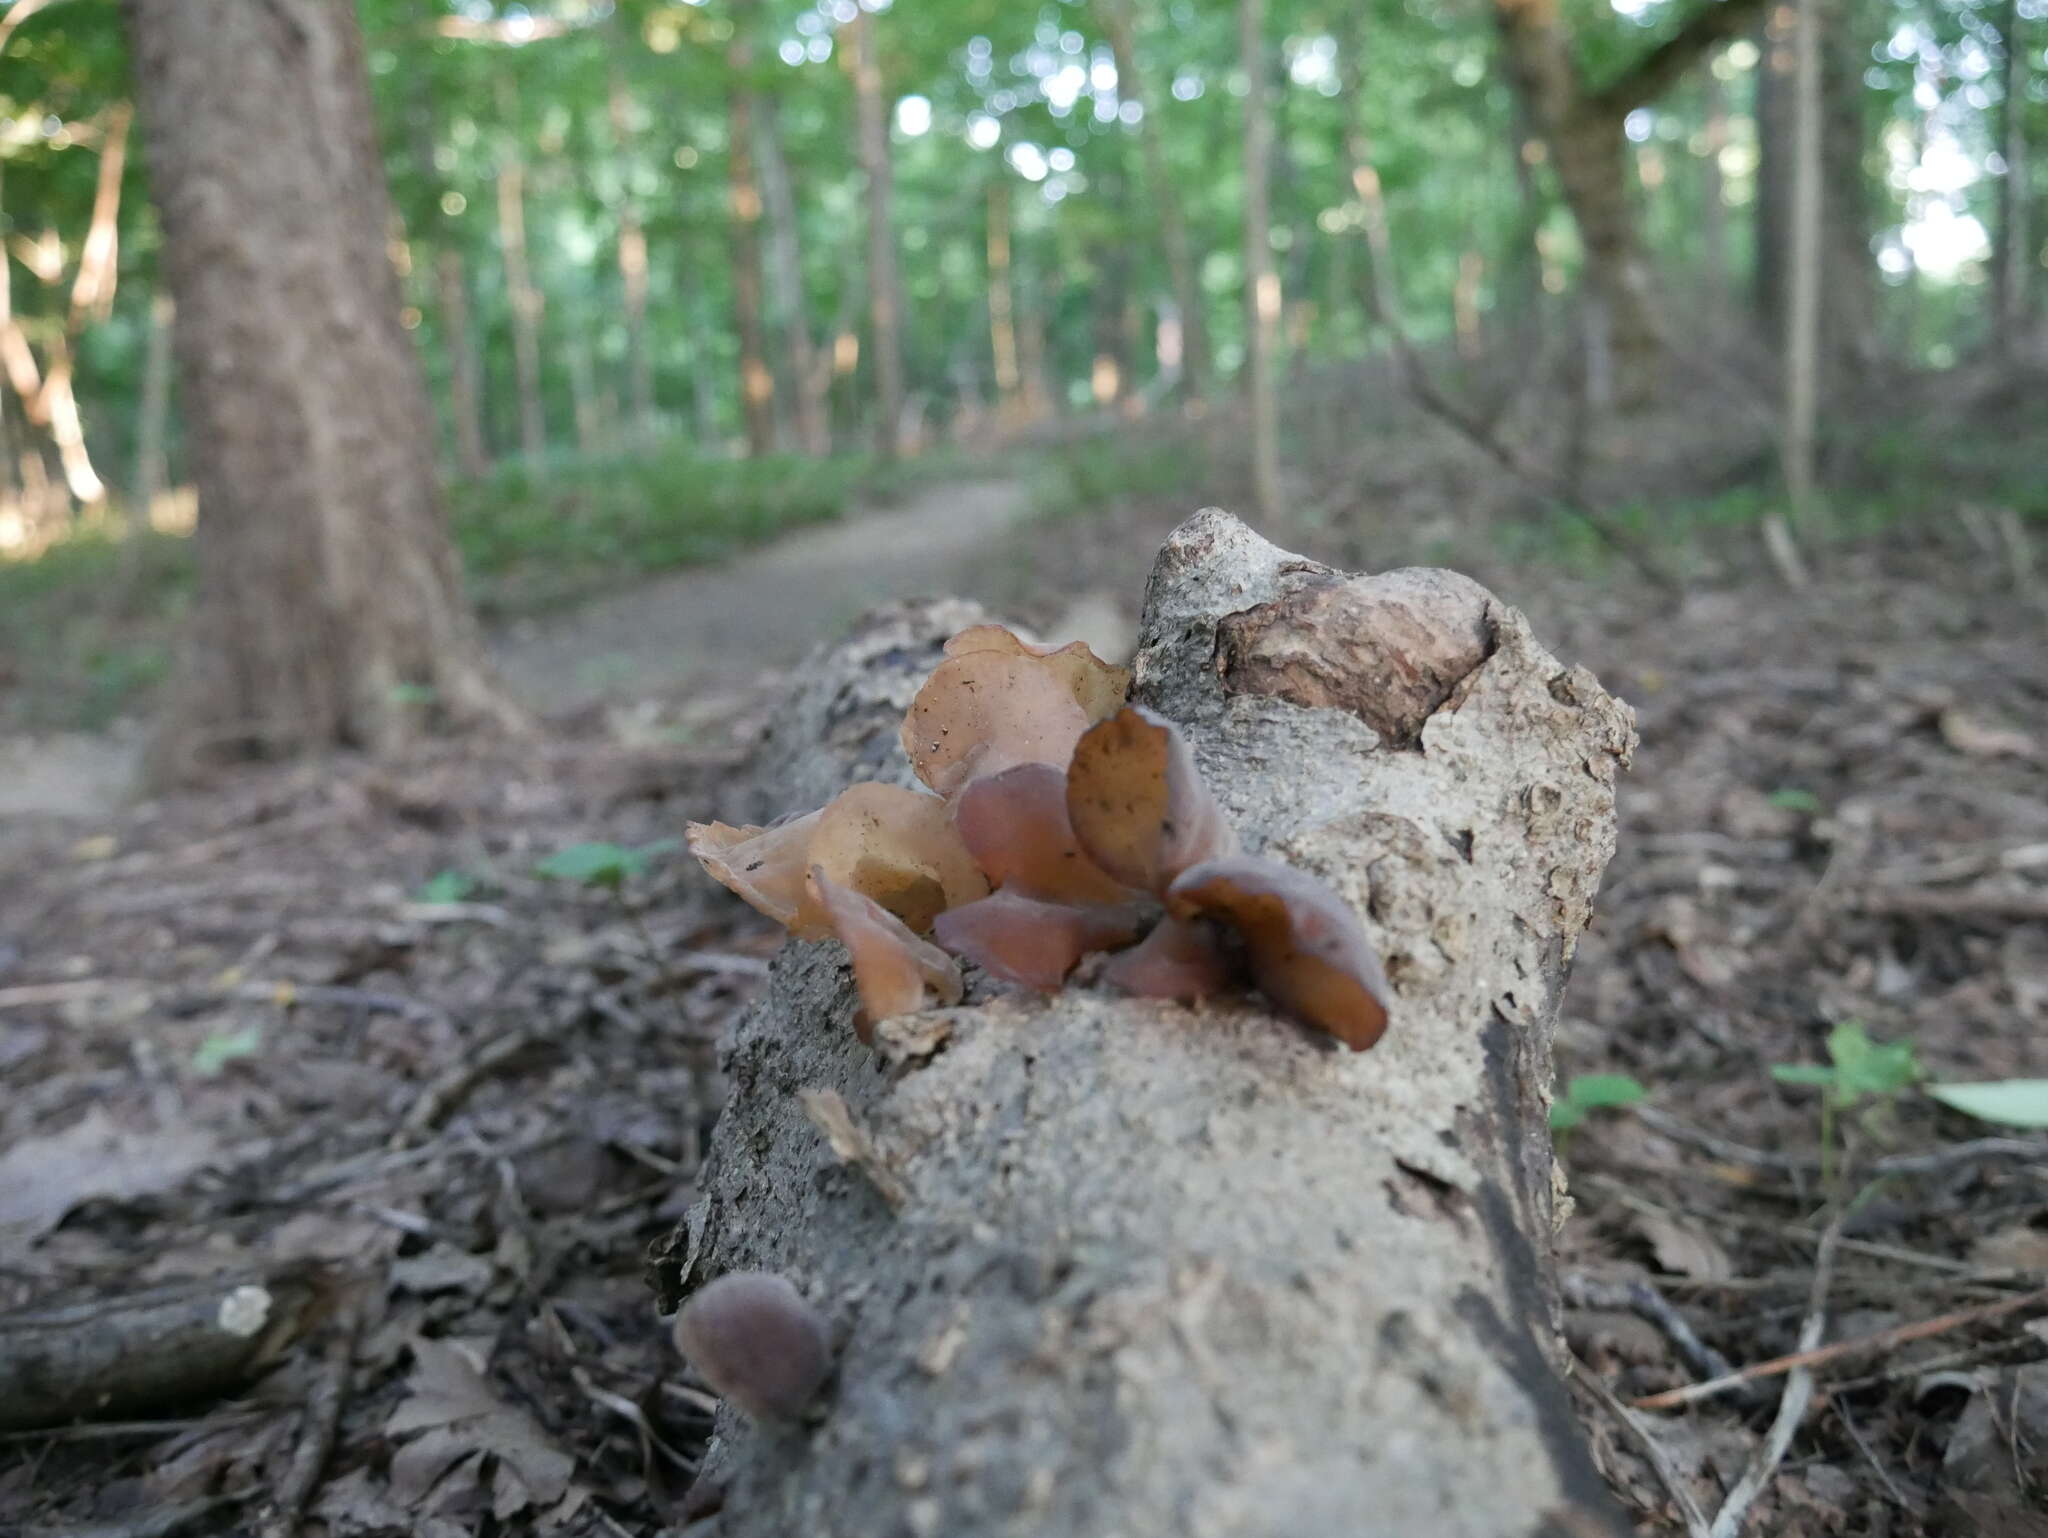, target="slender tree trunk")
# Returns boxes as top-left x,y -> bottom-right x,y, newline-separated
566,324 -> 603,457
435,249 -> 489,478
1240,0 -> 1281,521
1099,0 -> 1208,399
1782,0 -> 1821,509
121,0 -> 521,779
495,123 -> 548,462
728,30 -> 778,457
608,58 -> 656,443
848,9 -> 905,460
1700,69 -> 1729,295
685,265 -> 723,447
1817,0 -> 1873,384
985,178 -> 1024,423
757,94 -> 830,456
130,290 -> 173,532
1755,9 -> 1794,334
1994,0 -> 2032,342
